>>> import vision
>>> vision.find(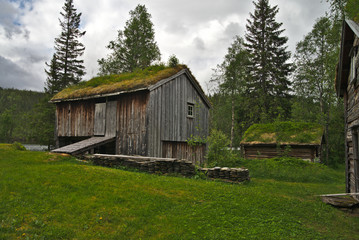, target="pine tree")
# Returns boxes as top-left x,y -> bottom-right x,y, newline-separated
245,0 -> 292,122
45,0 -> 86,94
98,4 -> 161,75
